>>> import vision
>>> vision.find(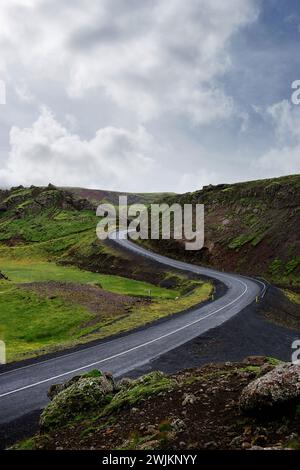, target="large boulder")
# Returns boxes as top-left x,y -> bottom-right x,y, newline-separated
40,373 -> 115,431
240,363 -> 300,412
